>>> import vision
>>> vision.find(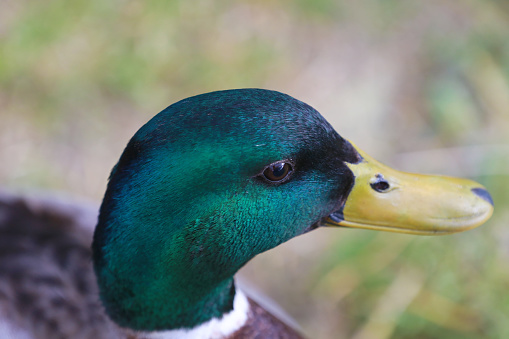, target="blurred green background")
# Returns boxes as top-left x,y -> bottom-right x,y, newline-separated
1,0 -> 509,338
